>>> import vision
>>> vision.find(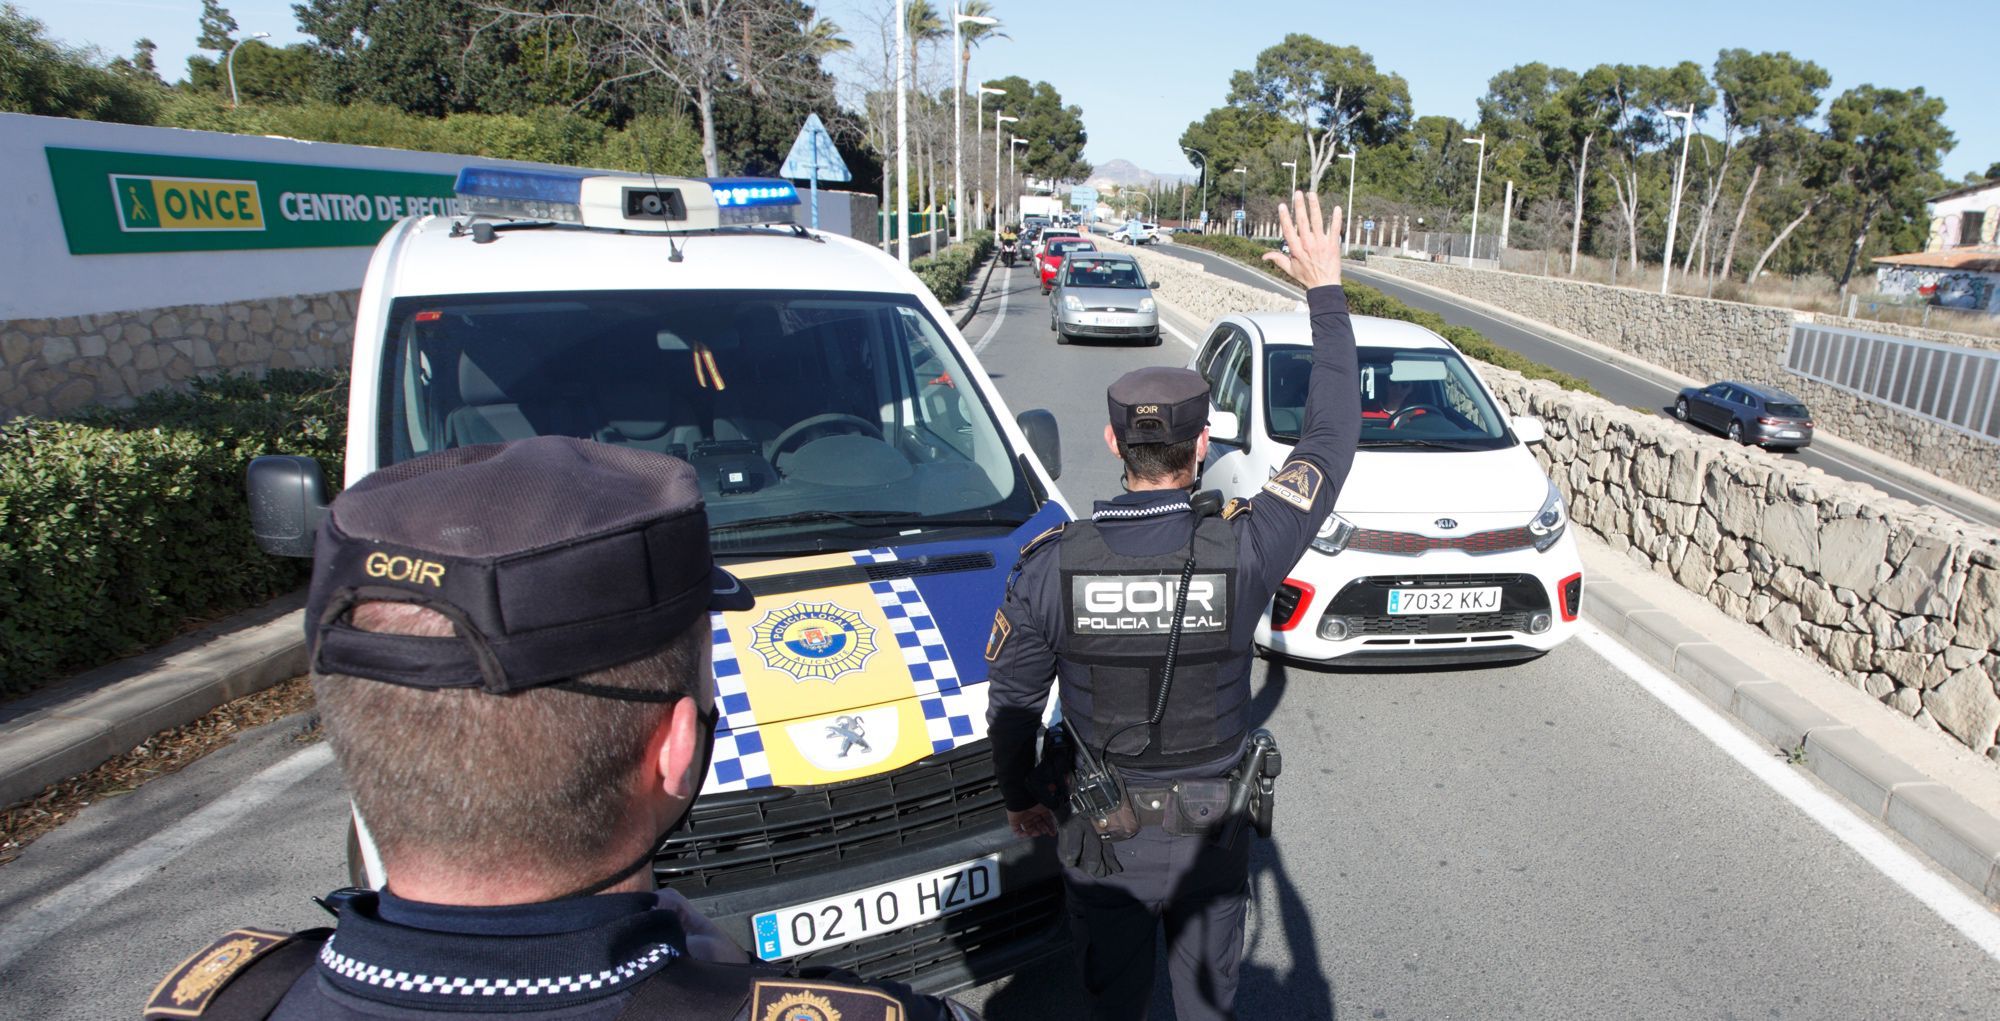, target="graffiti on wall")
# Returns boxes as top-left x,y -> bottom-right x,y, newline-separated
1876,265 -> 2000,313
